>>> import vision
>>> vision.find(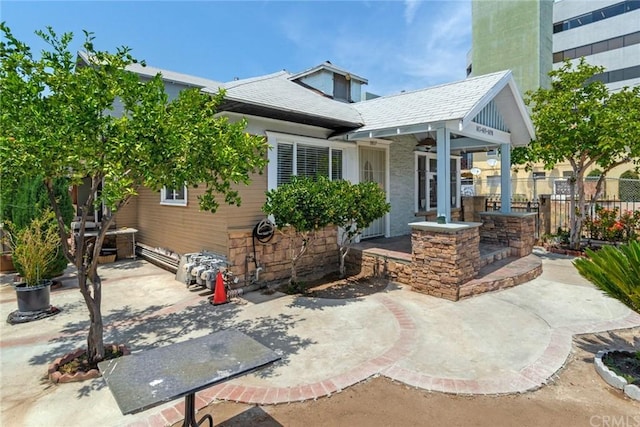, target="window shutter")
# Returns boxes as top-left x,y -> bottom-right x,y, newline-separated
277,143 -> 293,186
331,149 -> 343,180
297,145 -> 329,180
